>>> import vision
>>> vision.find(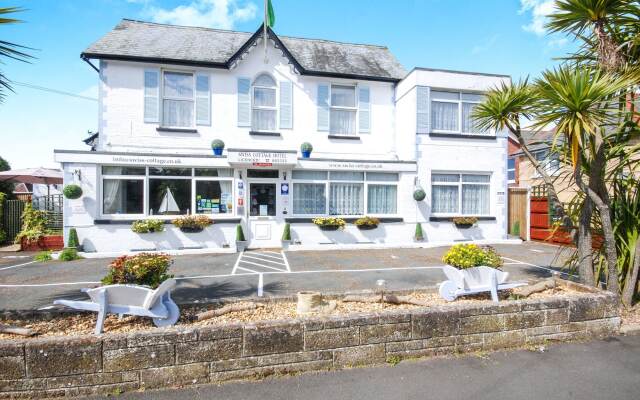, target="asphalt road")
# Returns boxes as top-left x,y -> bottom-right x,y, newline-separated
90,334 -> 640,400
0,242 -> 573,311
